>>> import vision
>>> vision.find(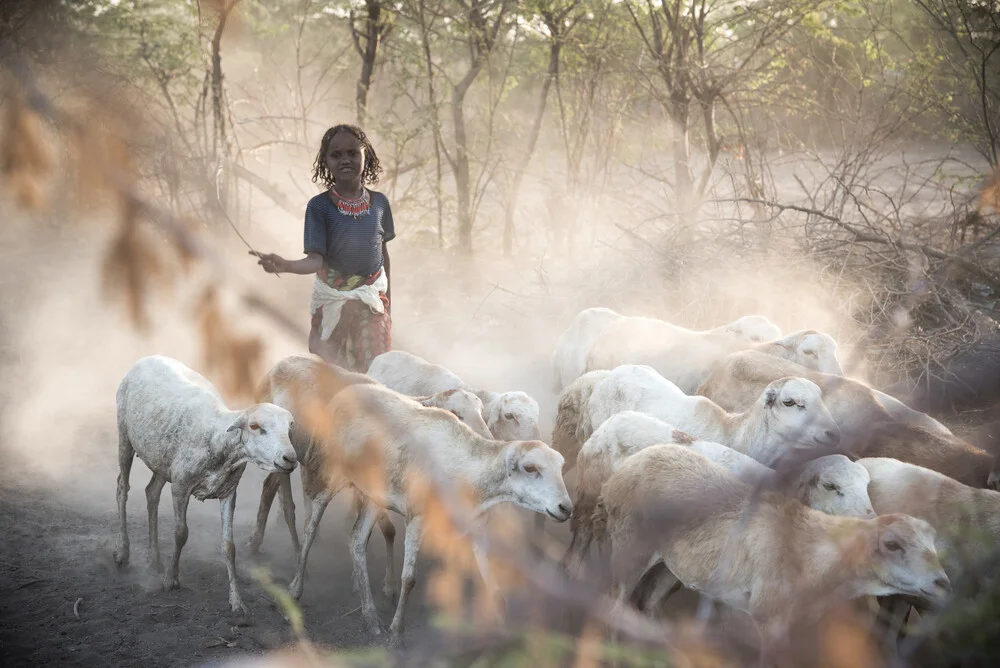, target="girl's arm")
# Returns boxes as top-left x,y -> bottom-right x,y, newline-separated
382,242 -> 391,306
252,251 -> 323,275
